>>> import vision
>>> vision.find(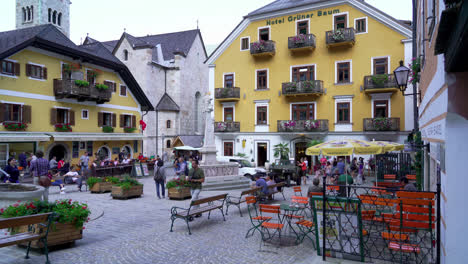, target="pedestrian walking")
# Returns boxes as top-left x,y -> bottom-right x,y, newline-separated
30,151 -> 50,201
153,160 -> 166,199
188,159 -> 205,219
79,152 -> 90,178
